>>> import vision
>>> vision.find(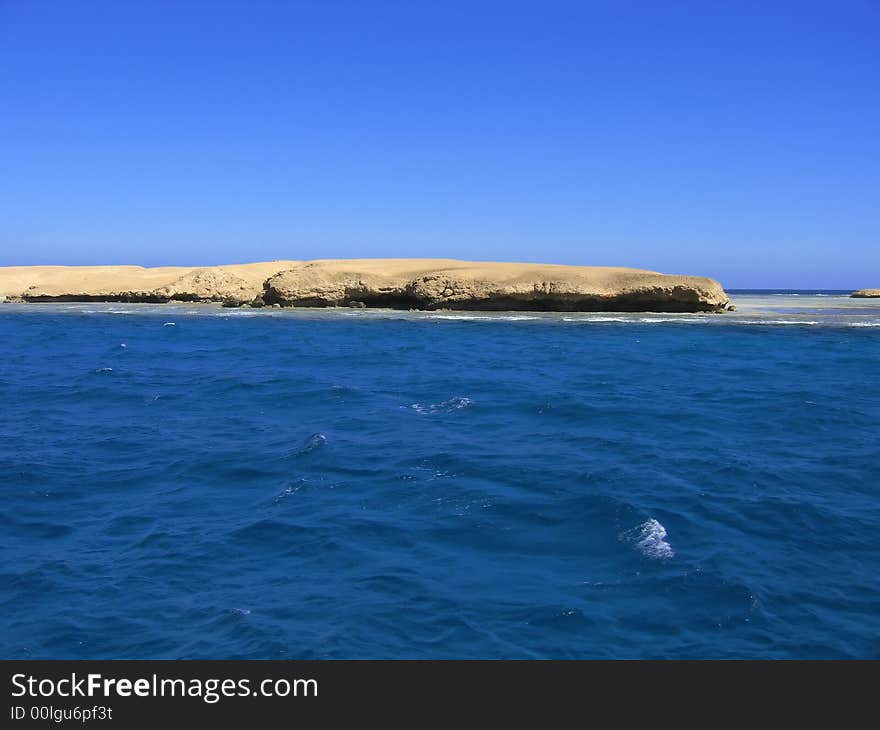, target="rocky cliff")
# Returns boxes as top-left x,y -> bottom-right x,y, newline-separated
261,260 -> 730,312
0,259 -> 730,312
